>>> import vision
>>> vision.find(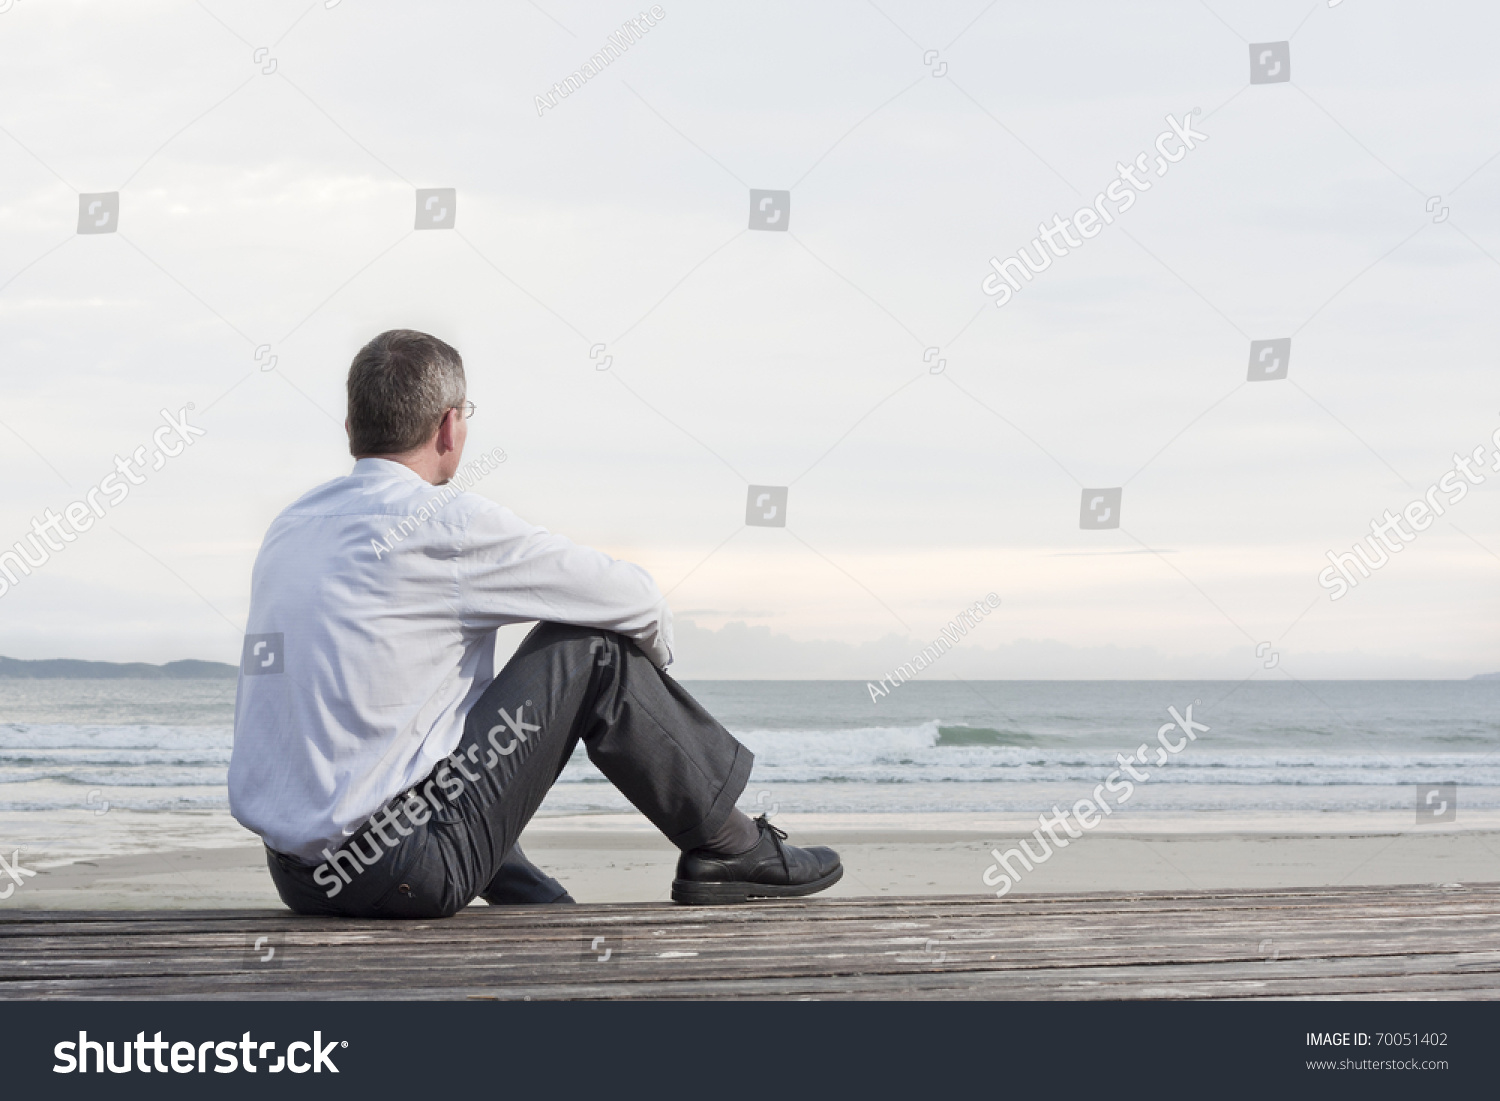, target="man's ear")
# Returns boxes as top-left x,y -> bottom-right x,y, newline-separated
435,407 -> 458,454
